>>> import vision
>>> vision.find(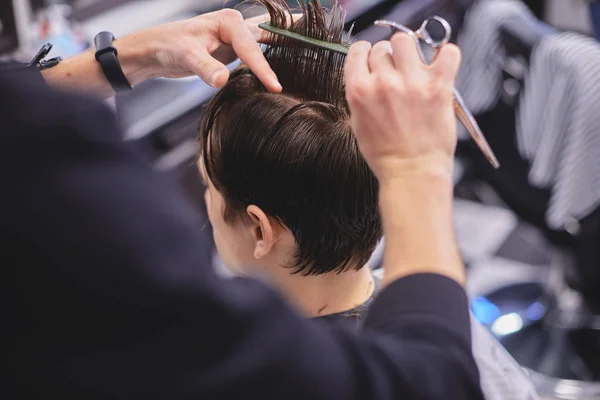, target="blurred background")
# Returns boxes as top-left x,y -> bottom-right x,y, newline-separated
3,0 -> 600,398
